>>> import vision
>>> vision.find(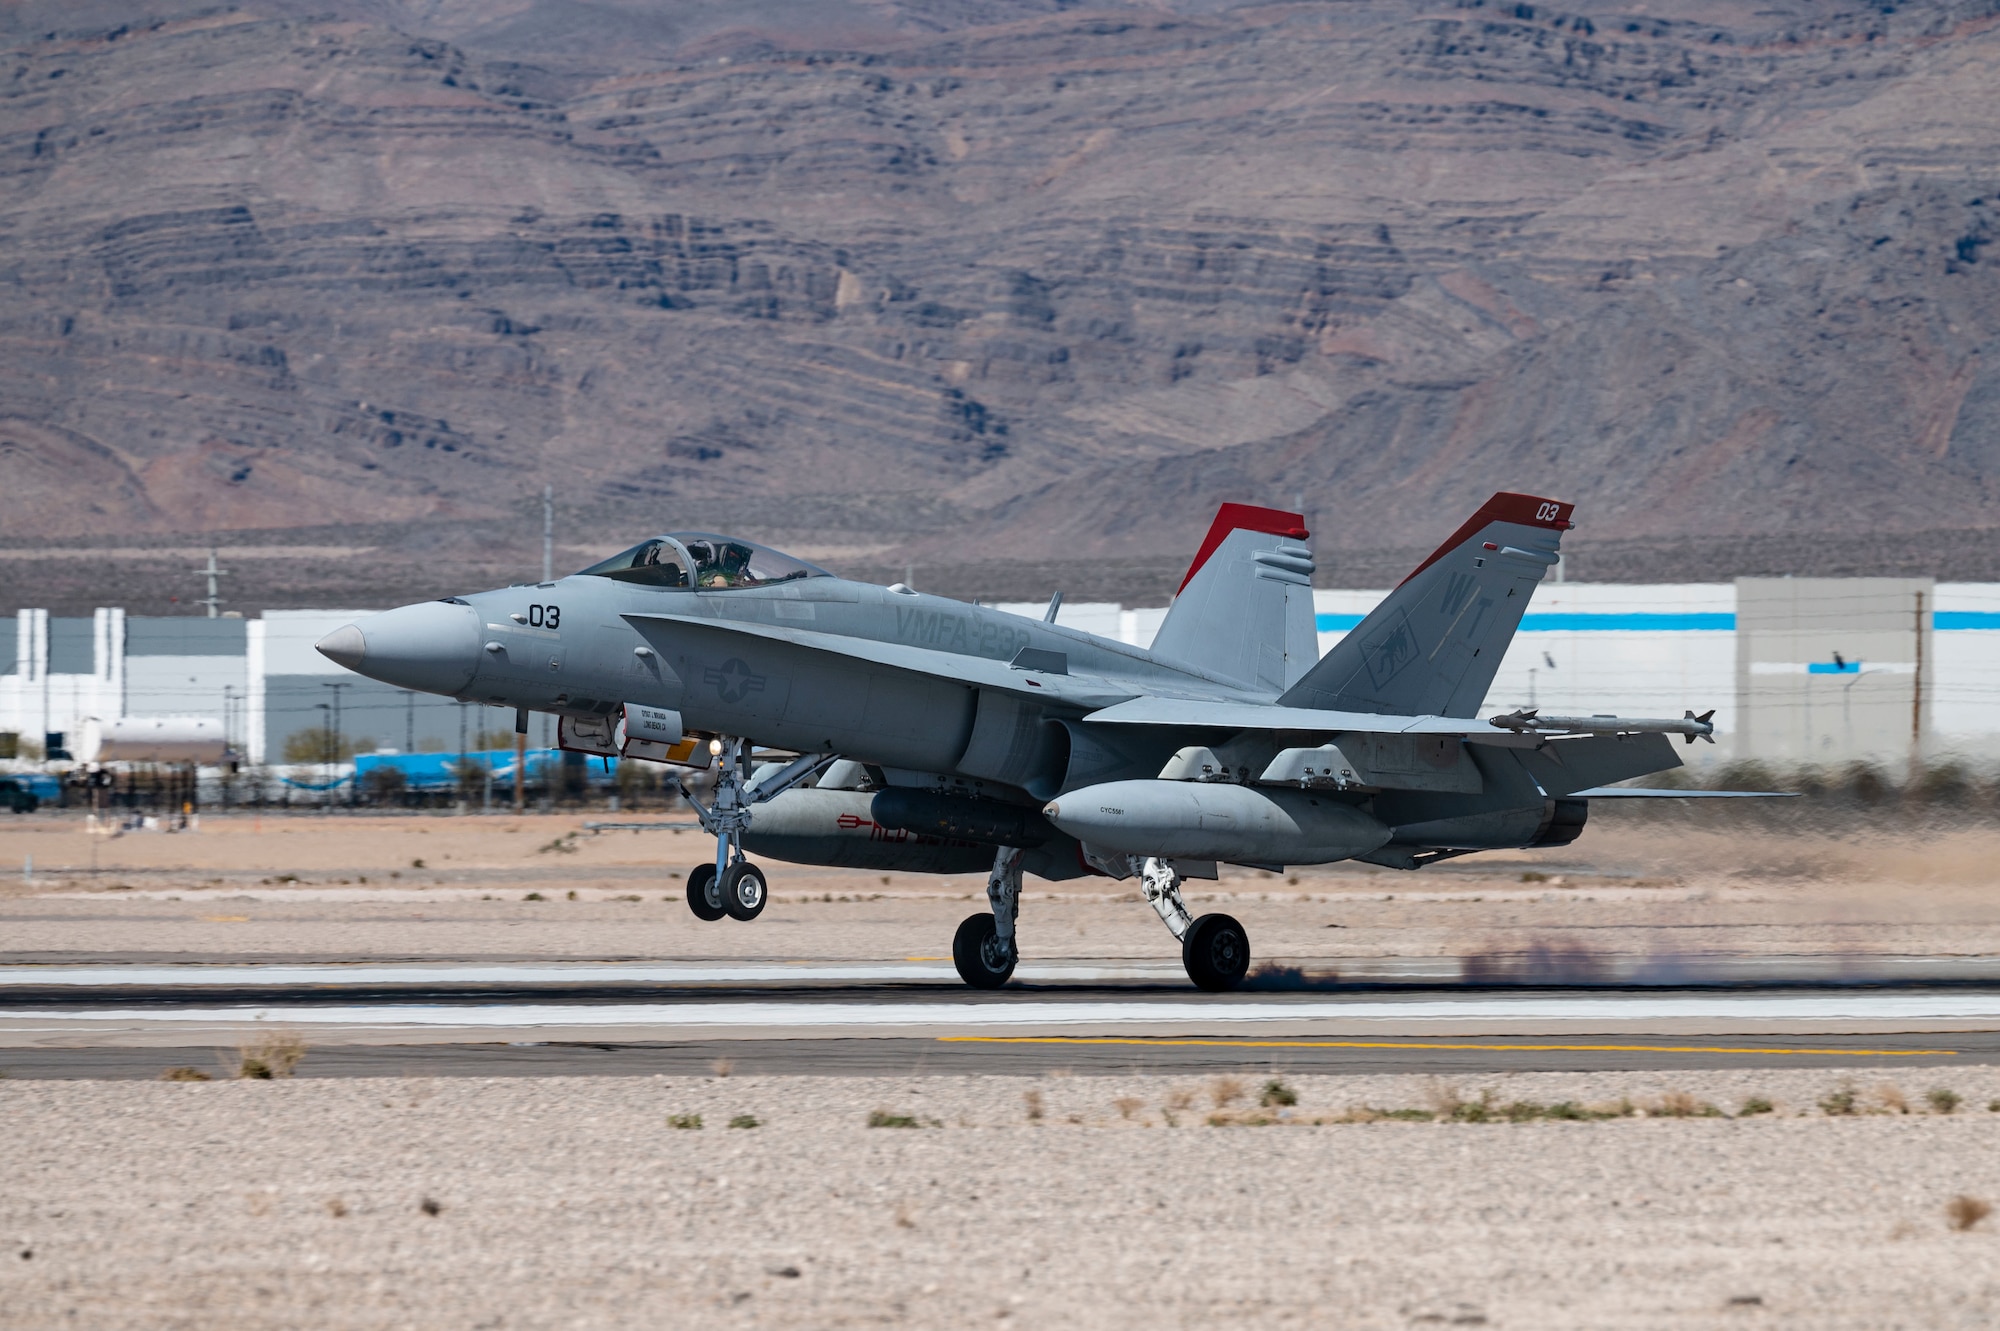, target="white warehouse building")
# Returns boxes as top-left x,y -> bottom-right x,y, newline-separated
4,578 -> 1998,771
